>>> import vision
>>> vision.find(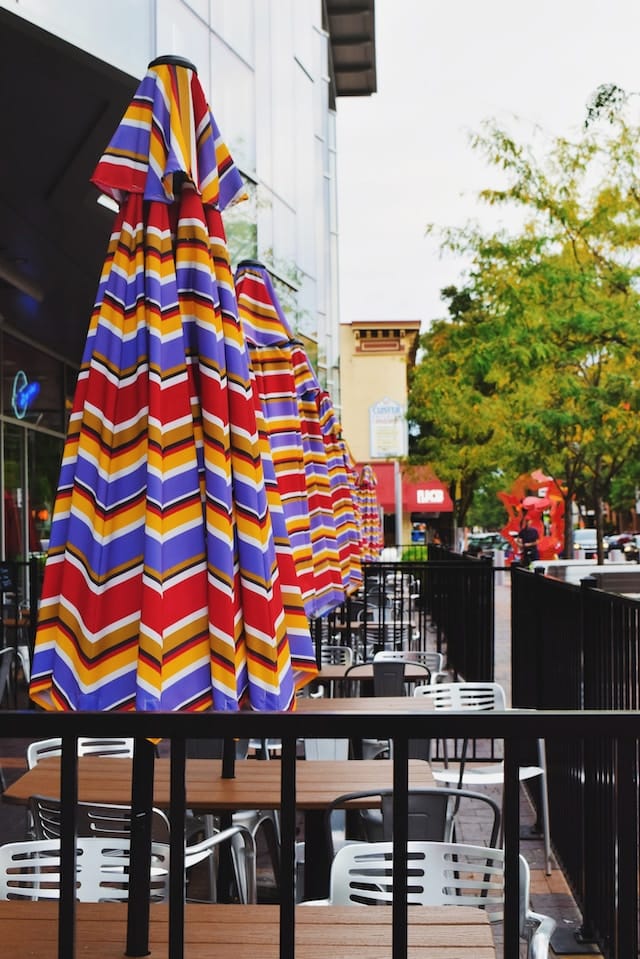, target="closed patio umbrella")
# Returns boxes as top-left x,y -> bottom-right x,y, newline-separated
356,464 -> 384,562
235,260 -> 347,617
31,58 -> 316,716
316,393 -> 363,595
28,55 -> 317,955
